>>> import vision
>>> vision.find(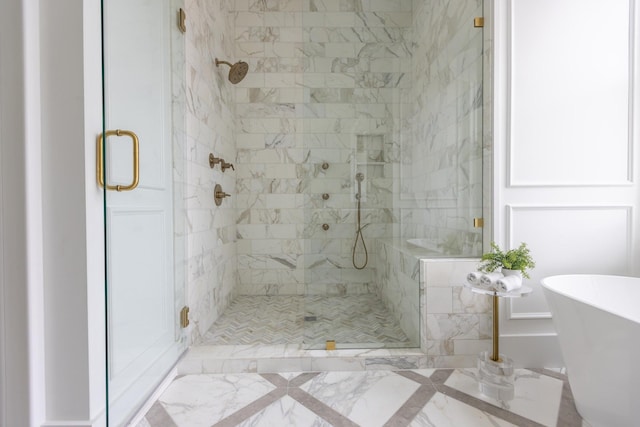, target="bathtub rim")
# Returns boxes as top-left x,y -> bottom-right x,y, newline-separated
541,273 -> 640,324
